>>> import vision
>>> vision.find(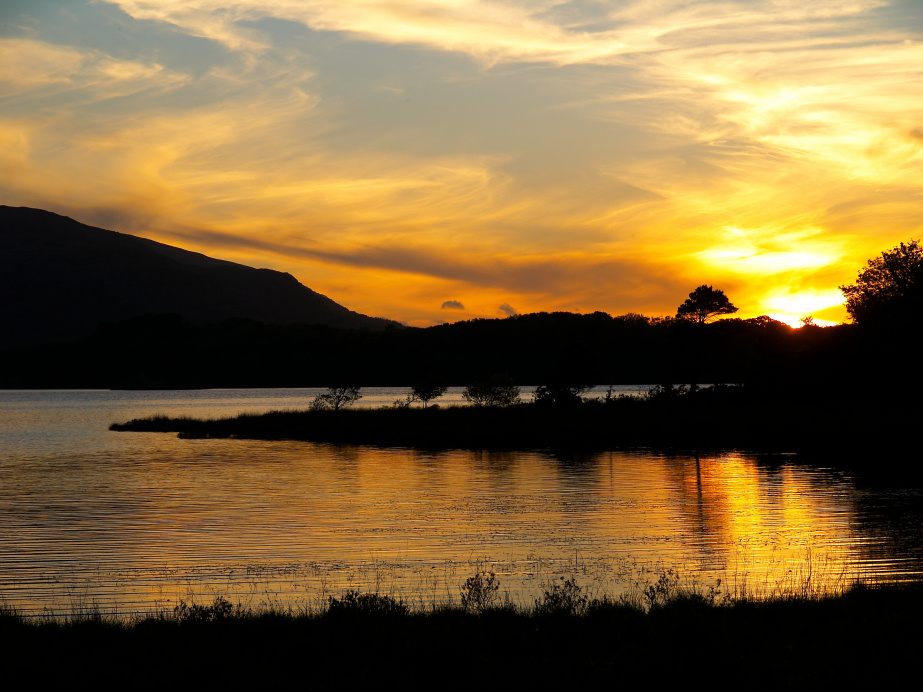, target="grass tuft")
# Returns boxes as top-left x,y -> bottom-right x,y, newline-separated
325,590 -> 409,617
